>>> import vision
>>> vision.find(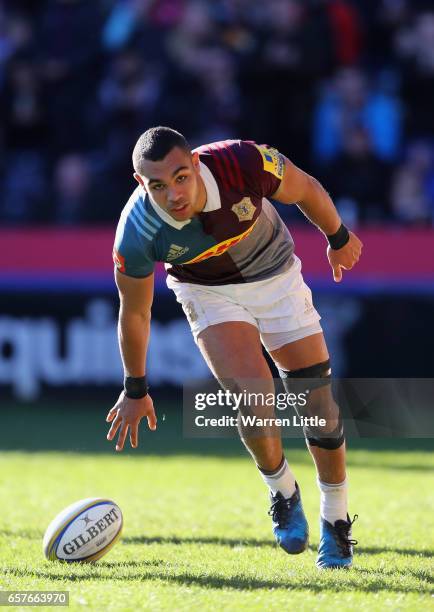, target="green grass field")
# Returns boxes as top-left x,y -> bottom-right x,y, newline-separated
0,401 -> 433,611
